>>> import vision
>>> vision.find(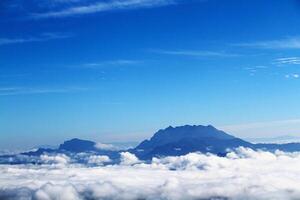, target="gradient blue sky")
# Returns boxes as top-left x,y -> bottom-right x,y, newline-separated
1,0 -> 300,150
